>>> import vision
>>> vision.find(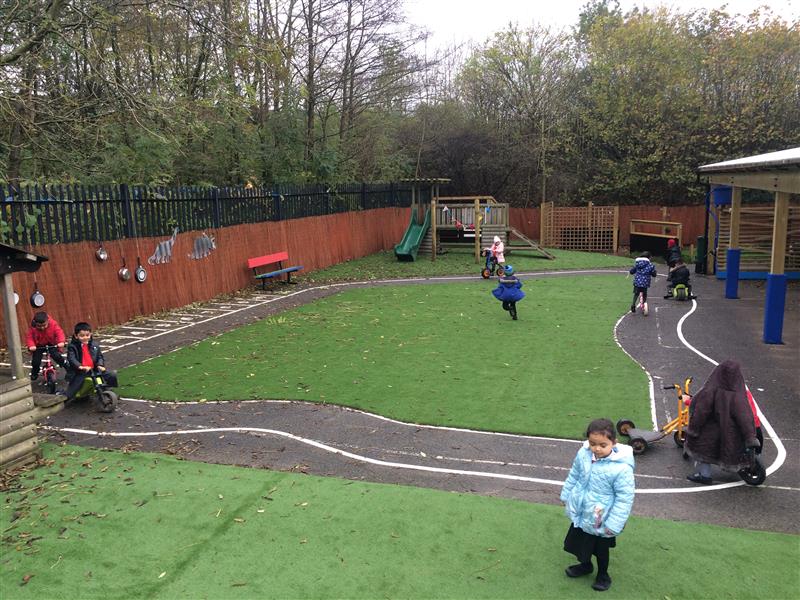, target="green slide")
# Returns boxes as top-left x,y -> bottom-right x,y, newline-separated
394,207 -> 430,261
